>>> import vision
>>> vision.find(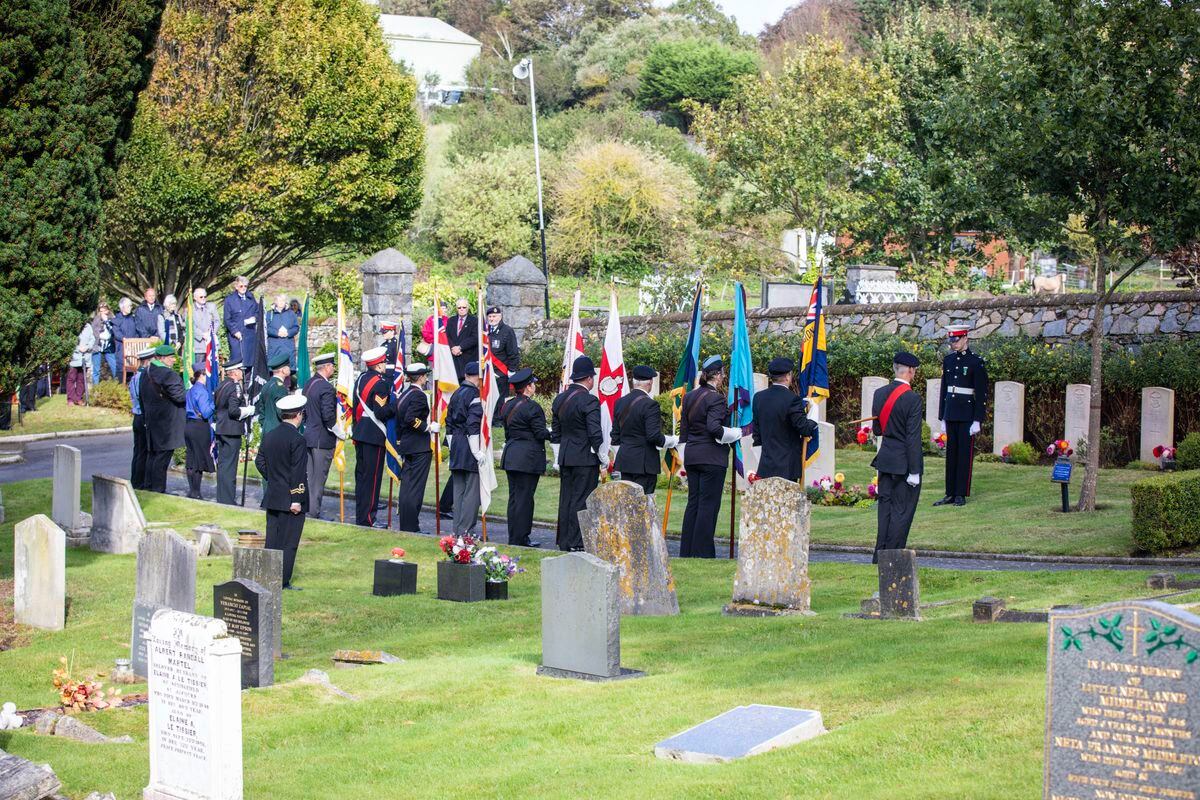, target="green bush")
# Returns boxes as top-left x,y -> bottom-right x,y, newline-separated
1131,470 -> 1200,552
1177,432 -> 1200,470
976,453 -> 1001,463
637,38 -> 758,130
434,147 -> 538,263
90,380 -> 132,413
308,263 -> 363,318
1124,460 -> 1160,471
1004,441 -> 1039,465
